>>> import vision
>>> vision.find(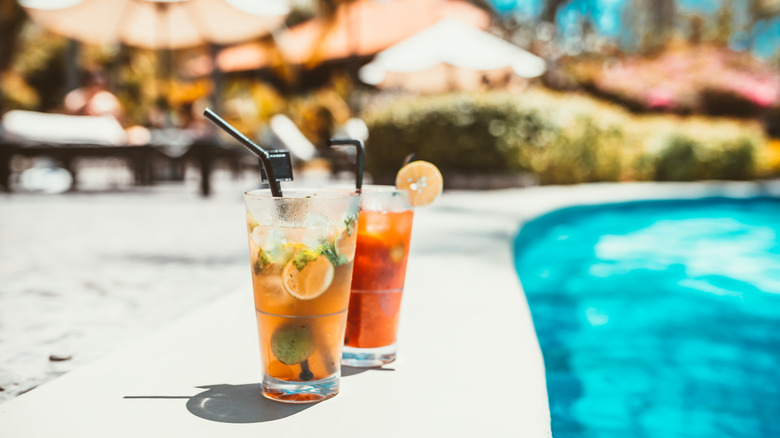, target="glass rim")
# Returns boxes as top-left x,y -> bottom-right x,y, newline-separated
244,187 -> 359,200
328,183 -> 405,195
359,185 -> 412,211
360,184 -> 404,194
